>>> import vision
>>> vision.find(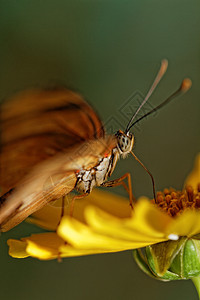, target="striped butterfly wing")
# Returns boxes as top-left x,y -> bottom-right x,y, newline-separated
0,87 -> 104,195
0,136 -> 116,231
